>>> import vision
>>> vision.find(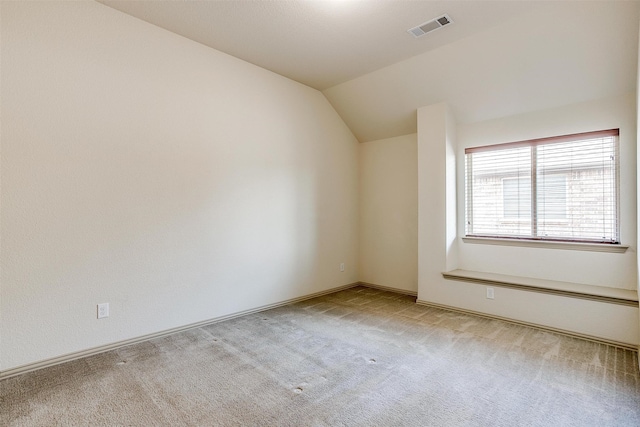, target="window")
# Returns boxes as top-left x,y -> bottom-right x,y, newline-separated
502,176 -> 531,219
465,129 -> 619,244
